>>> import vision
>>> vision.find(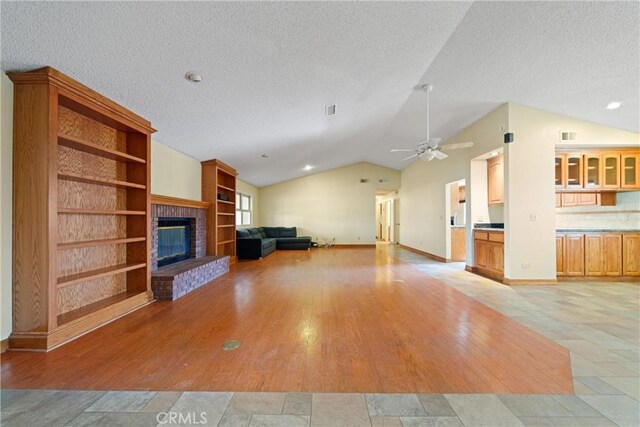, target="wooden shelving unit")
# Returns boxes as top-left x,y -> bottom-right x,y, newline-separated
201,159 -> 237,261
8,67 -> 155,351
